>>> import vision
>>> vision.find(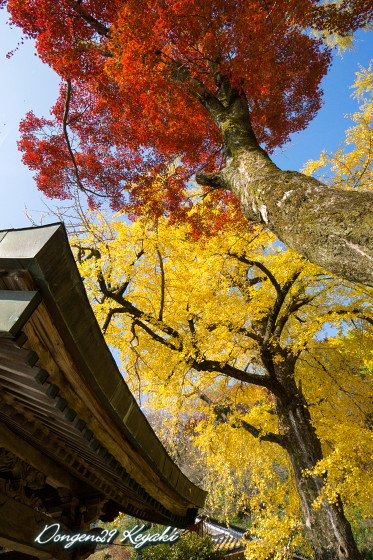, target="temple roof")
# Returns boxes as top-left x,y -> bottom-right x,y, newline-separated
0,223 -> 206,557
